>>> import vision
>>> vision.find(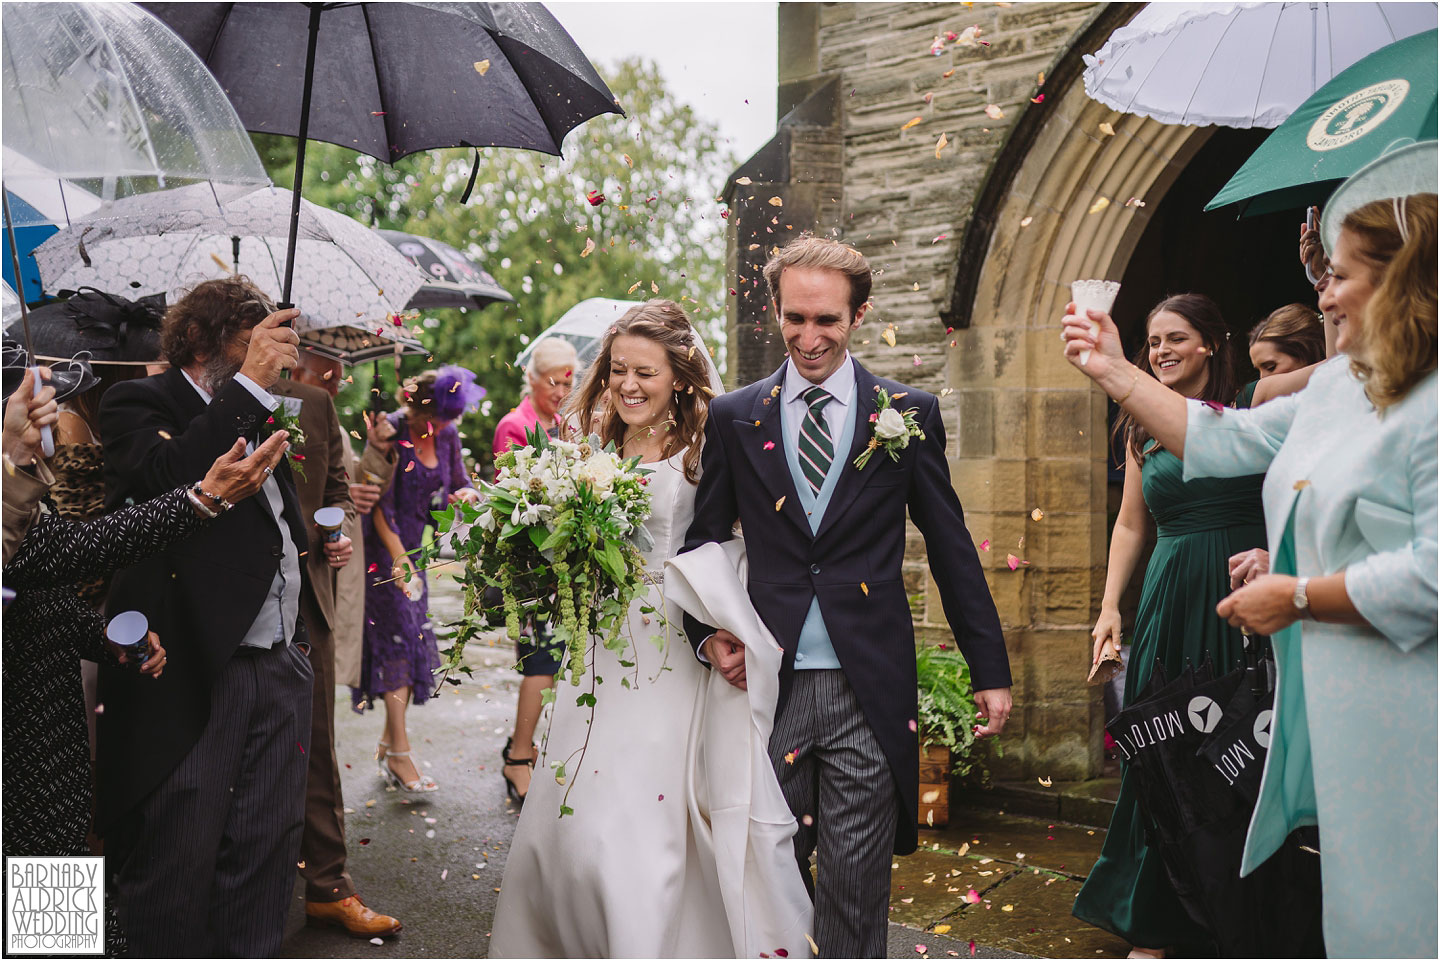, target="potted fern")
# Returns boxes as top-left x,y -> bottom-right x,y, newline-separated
914,642 -> 985,828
